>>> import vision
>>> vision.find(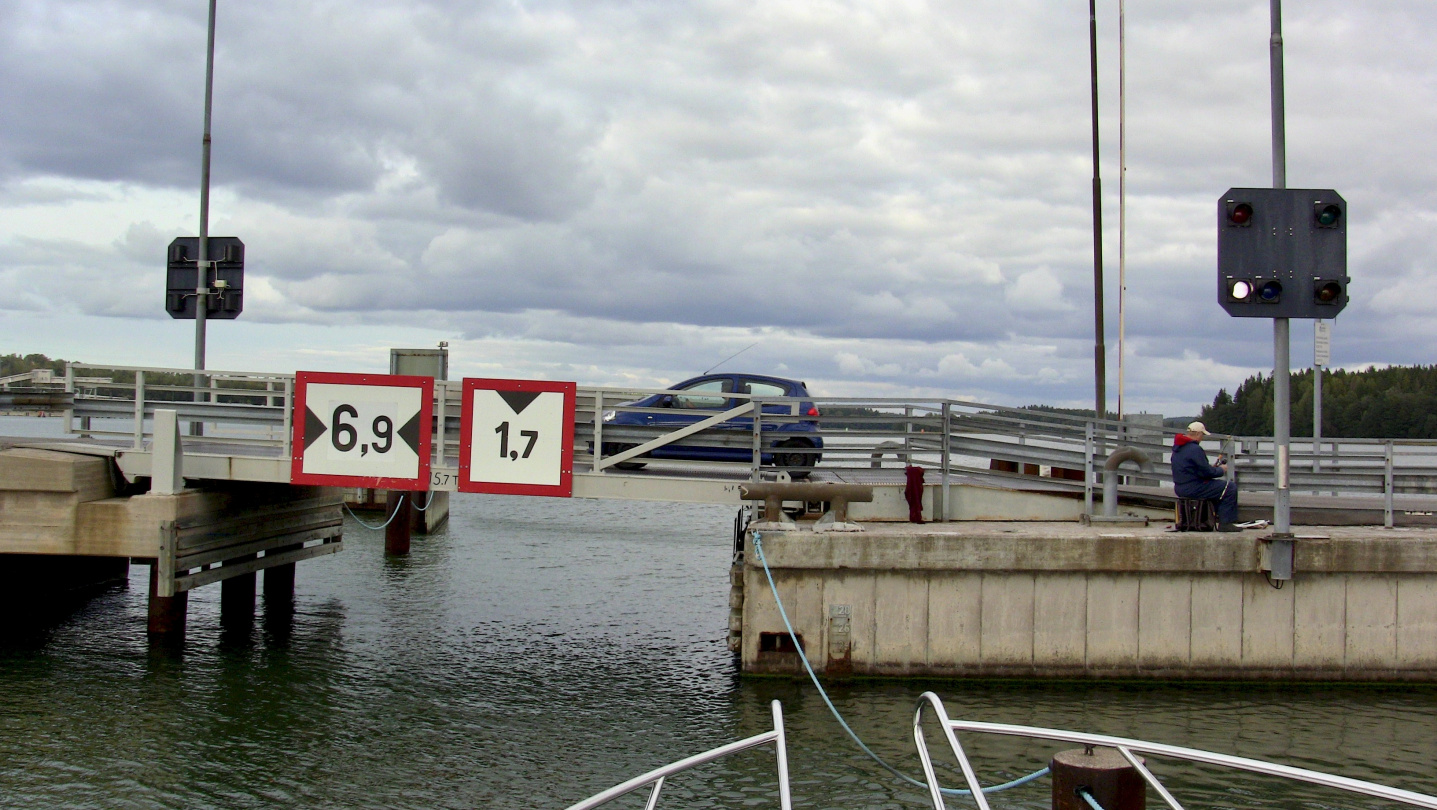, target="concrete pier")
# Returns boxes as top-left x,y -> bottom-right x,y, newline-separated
739,522 -> 1437,680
